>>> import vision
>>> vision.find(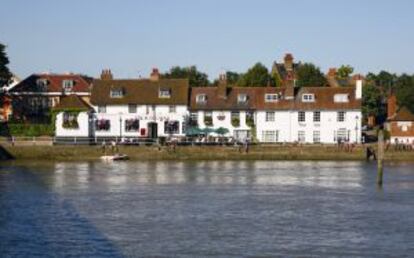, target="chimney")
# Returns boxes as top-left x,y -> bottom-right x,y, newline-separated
150,68 -> 160,81
284,53 -> 294,71
327,68 -> 340,87
387,94 -> 397,119
284,70 -> 295,99
217,73 -> 227,99
100,69 -> 113,80
355,78 -> 362,99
